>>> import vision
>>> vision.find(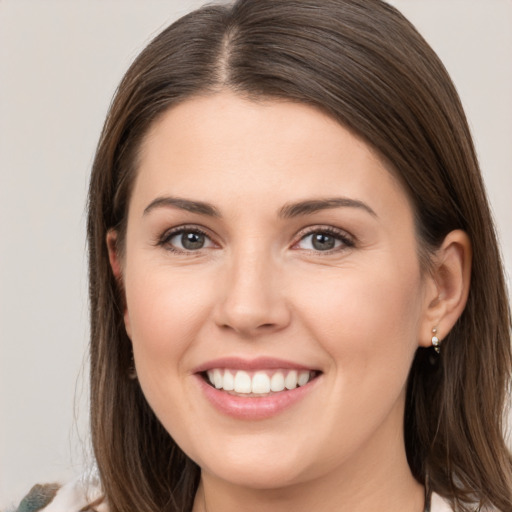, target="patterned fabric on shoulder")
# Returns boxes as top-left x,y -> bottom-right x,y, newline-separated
7,469 -> 107,512
9,483 -> 60,512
